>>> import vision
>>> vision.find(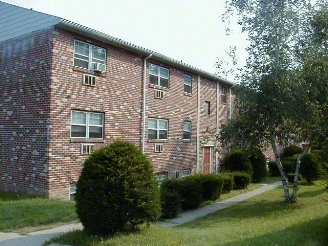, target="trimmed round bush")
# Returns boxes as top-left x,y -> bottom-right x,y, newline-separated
282,156 -> 298,173
300,153 -> 321,184
282,145 -> 302,158
231,171 -> 251,189
248,147 -> 268,183
160,188 -> 181,219
75,139 -> 161,235
224,149 -> 253,179
178,179 -> 202,210
219,173 -> 234,193
186,174 -> 223,201
287,173 -> 302,184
